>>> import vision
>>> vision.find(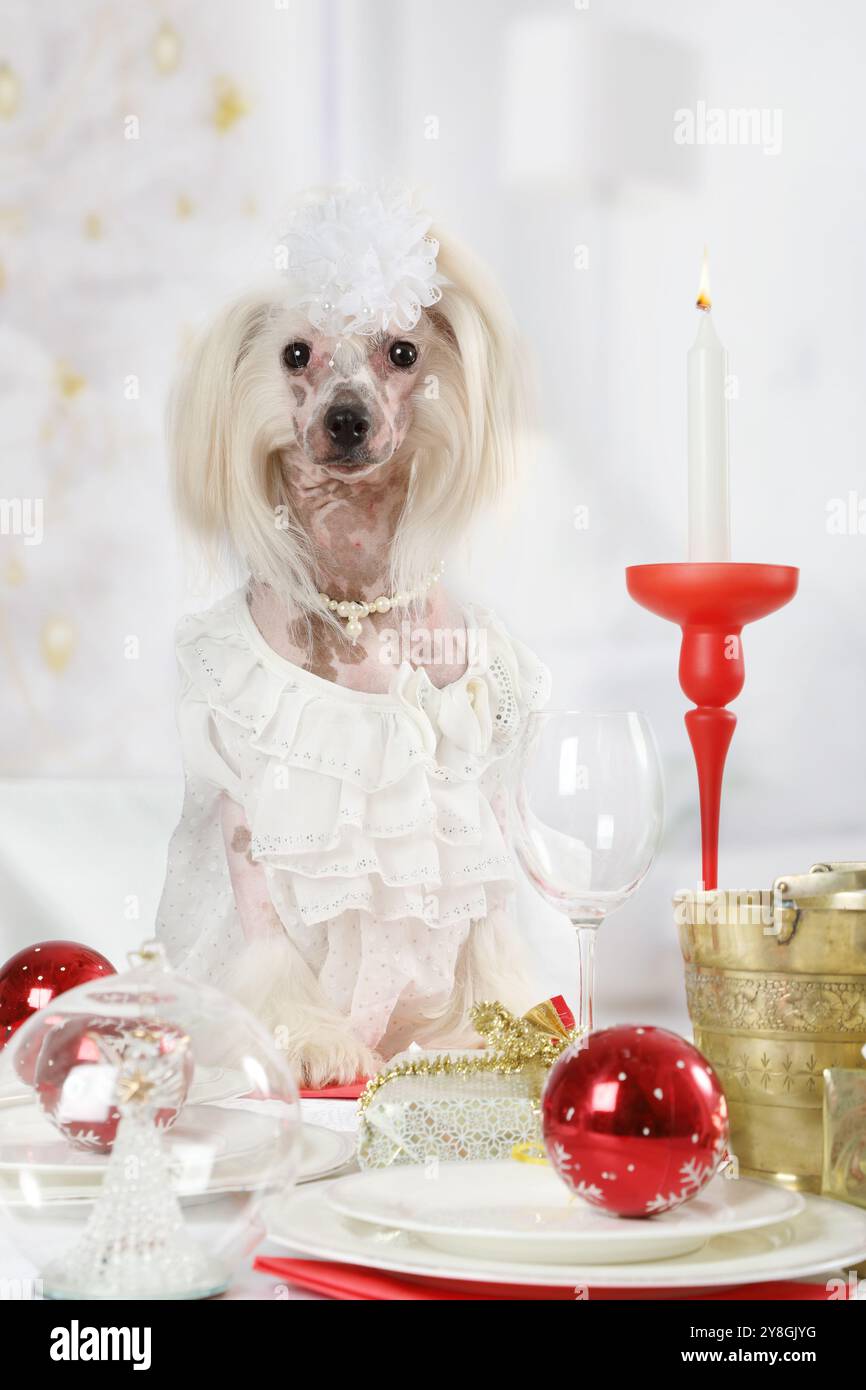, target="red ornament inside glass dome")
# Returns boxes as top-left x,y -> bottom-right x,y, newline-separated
541,1025 -> 729,1218
13,1010 -> 68,1088
0,941 -> 115,1075
35,1014 -> 193,1154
